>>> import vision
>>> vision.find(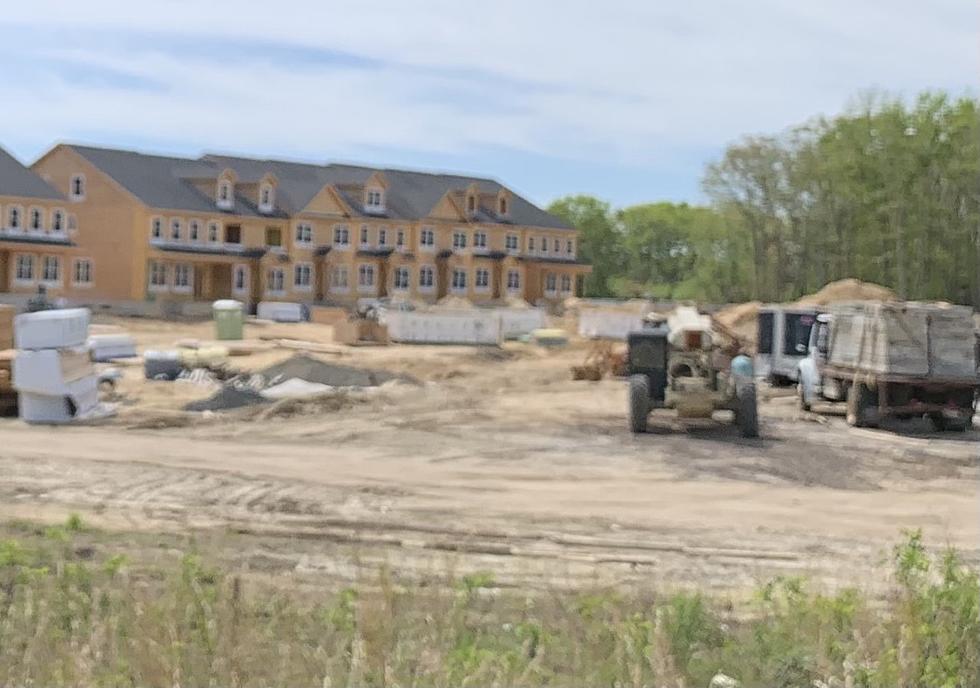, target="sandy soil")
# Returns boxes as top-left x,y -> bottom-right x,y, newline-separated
1,315 -> 977,595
